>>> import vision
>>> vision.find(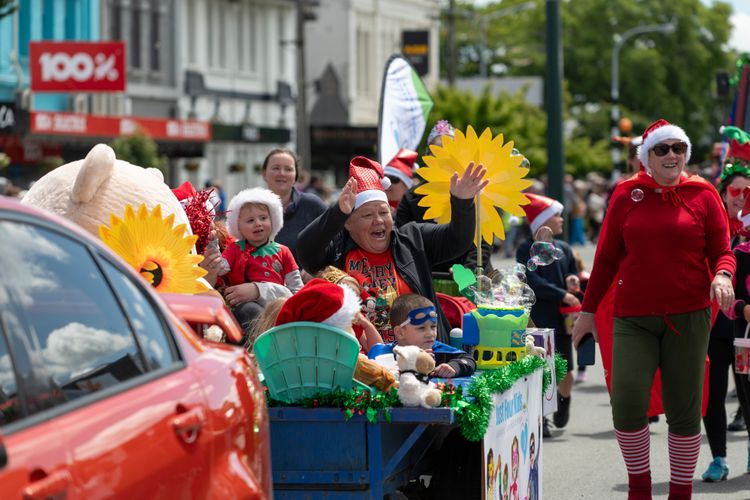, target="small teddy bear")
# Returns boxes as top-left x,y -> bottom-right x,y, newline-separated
524,334 -> 546,359
394,345 -> 442,408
